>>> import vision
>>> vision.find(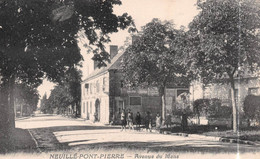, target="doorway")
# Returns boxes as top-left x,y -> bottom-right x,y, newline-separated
95,99 -> 100,122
